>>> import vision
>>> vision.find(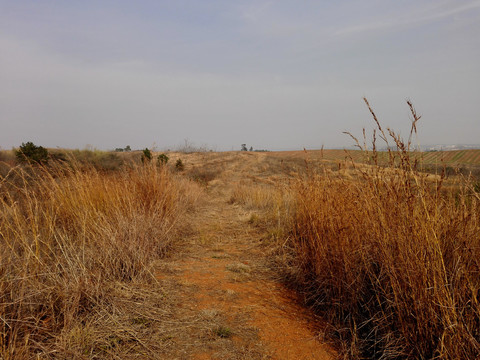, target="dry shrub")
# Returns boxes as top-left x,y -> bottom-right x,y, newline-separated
287,100 -> 480,359
0,161 -> 202,358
